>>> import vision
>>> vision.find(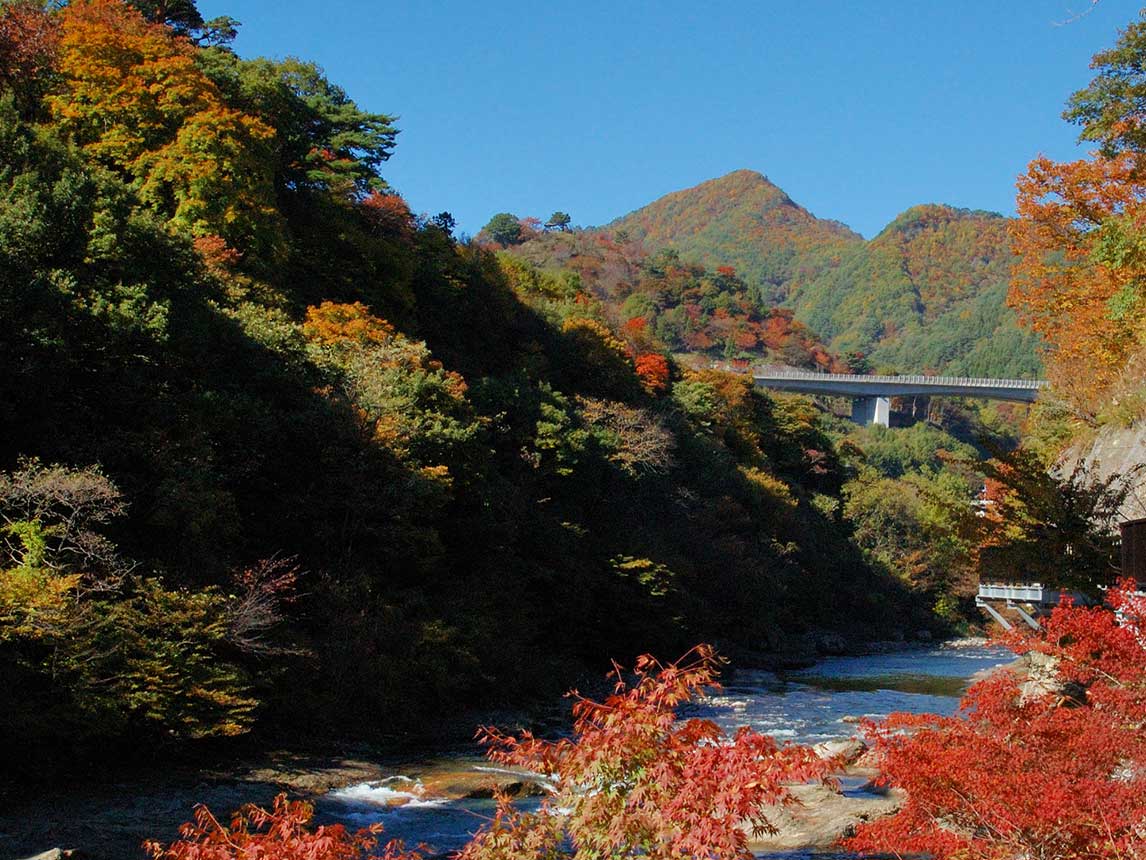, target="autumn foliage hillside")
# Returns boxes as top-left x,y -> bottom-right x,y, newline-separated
792,204 -> 1044,377
504,229 -> 842,369
0,0 -> 920,772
